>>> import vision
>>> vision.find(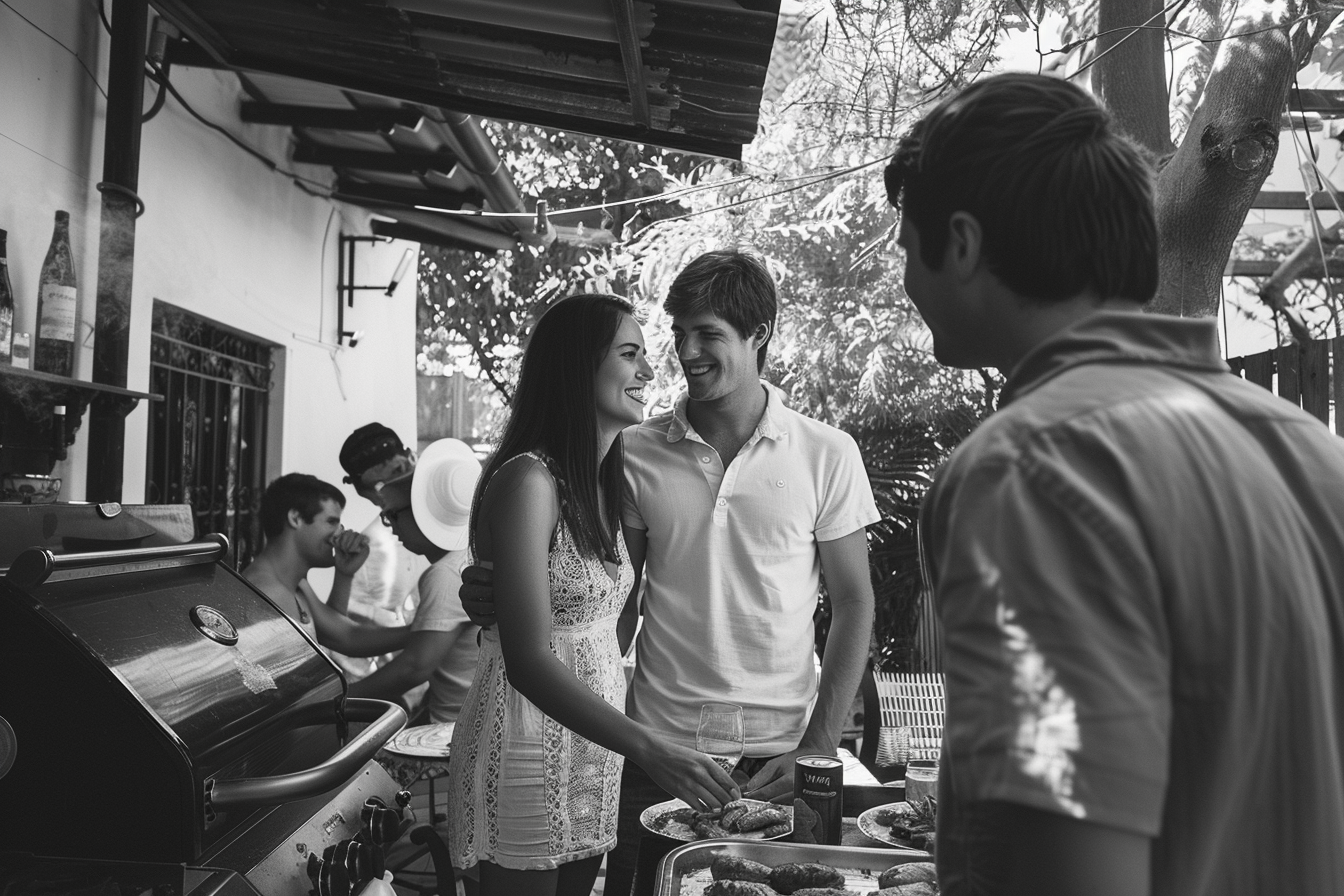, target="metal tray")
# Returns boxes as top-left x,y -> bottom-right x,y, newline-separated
653,838 -> 932,895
